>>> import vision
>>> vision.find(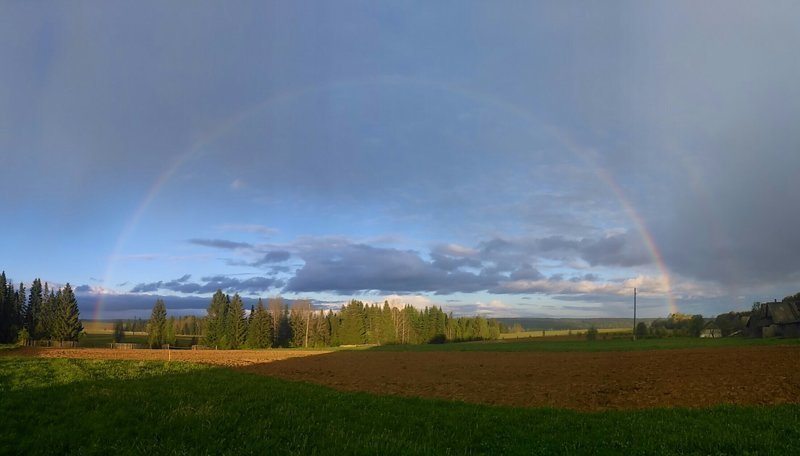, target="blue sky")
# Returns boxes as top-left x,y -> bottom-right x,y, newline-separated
3,1 -> 800,319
